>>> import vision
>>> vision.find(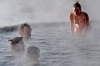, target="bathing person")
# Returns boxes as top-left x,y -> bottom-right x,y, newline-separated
26,46 -> 40,66
69,1 -> 90,34
8,37 -> 25,53
18,23 -> 32,39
